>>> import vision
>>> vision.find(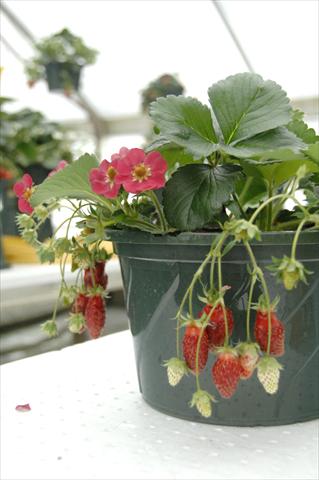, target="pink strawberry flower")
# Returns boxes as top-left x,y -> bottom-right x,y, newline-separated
48,160 -> 68,177
110,146 -> 130,163
117,148 -> 167,194
13,174 -> 34,214
15,403 -> 31,412
89,158 -> 121,198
